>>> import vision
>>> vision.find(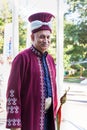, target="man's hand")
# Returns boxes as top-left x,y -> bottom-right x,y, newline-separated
60,87 -> 70,106
11,128 -> 21,130
60,92 -> 67,106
